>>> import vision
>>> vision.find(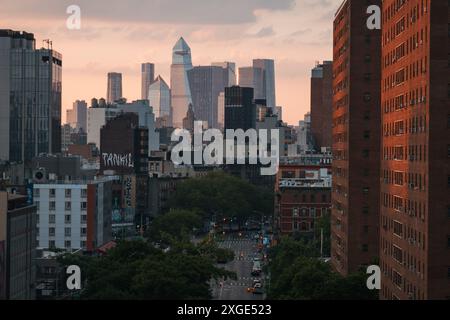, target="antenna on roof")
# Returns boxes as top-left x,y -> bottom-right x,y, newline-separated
42,39 -> 53,50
